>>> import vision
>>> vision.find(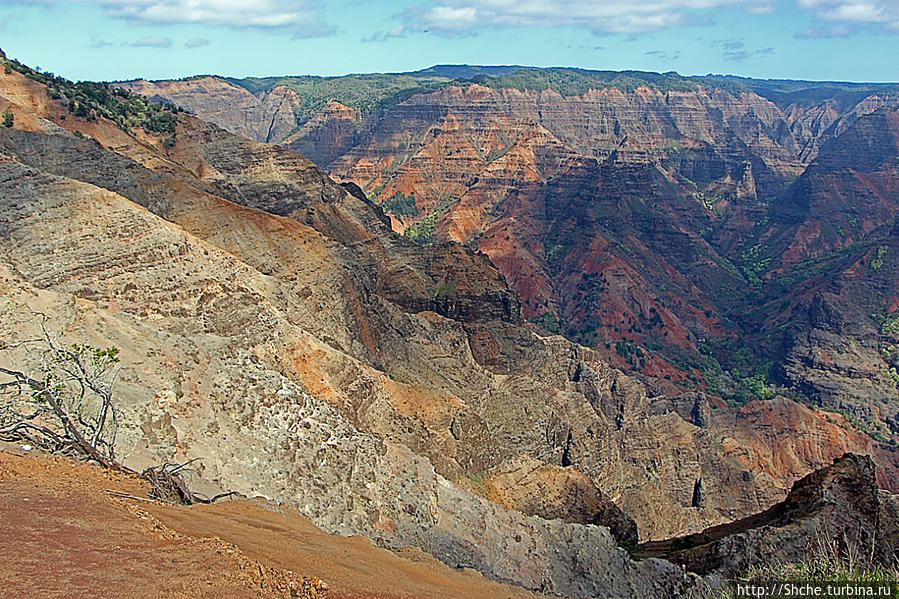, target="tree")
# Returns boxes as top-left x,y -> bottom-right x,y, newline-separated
2,109 -> 13,128
0,320 -> 238,504
0,324 -> 122,470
